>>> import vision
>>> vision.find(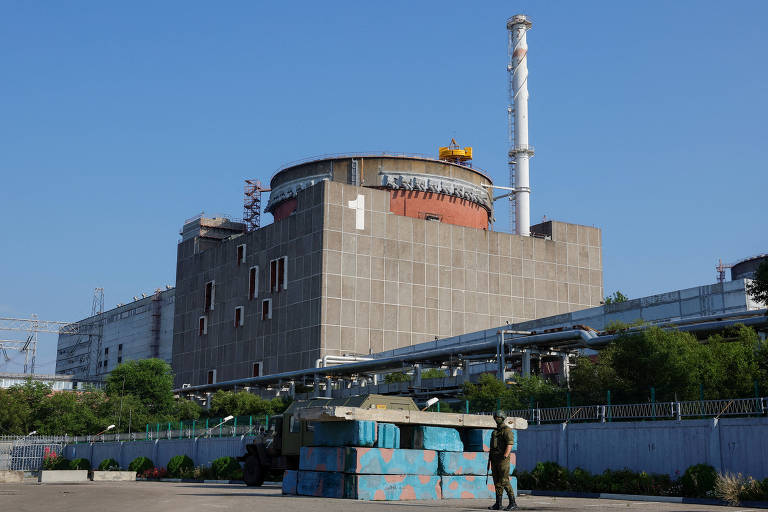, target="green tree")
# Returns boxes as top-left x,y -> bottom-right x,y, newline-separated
604,291 -> 629,304
746,260 -> 768,306
106,359 -> 174,415
421,368 -> 447,379
462,373 -> 565,412
208,390 -> 288,418
384,371 -> 411,383
33,390 -> 106,436
569,355 -> 621,404
0,387 -> 33,435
